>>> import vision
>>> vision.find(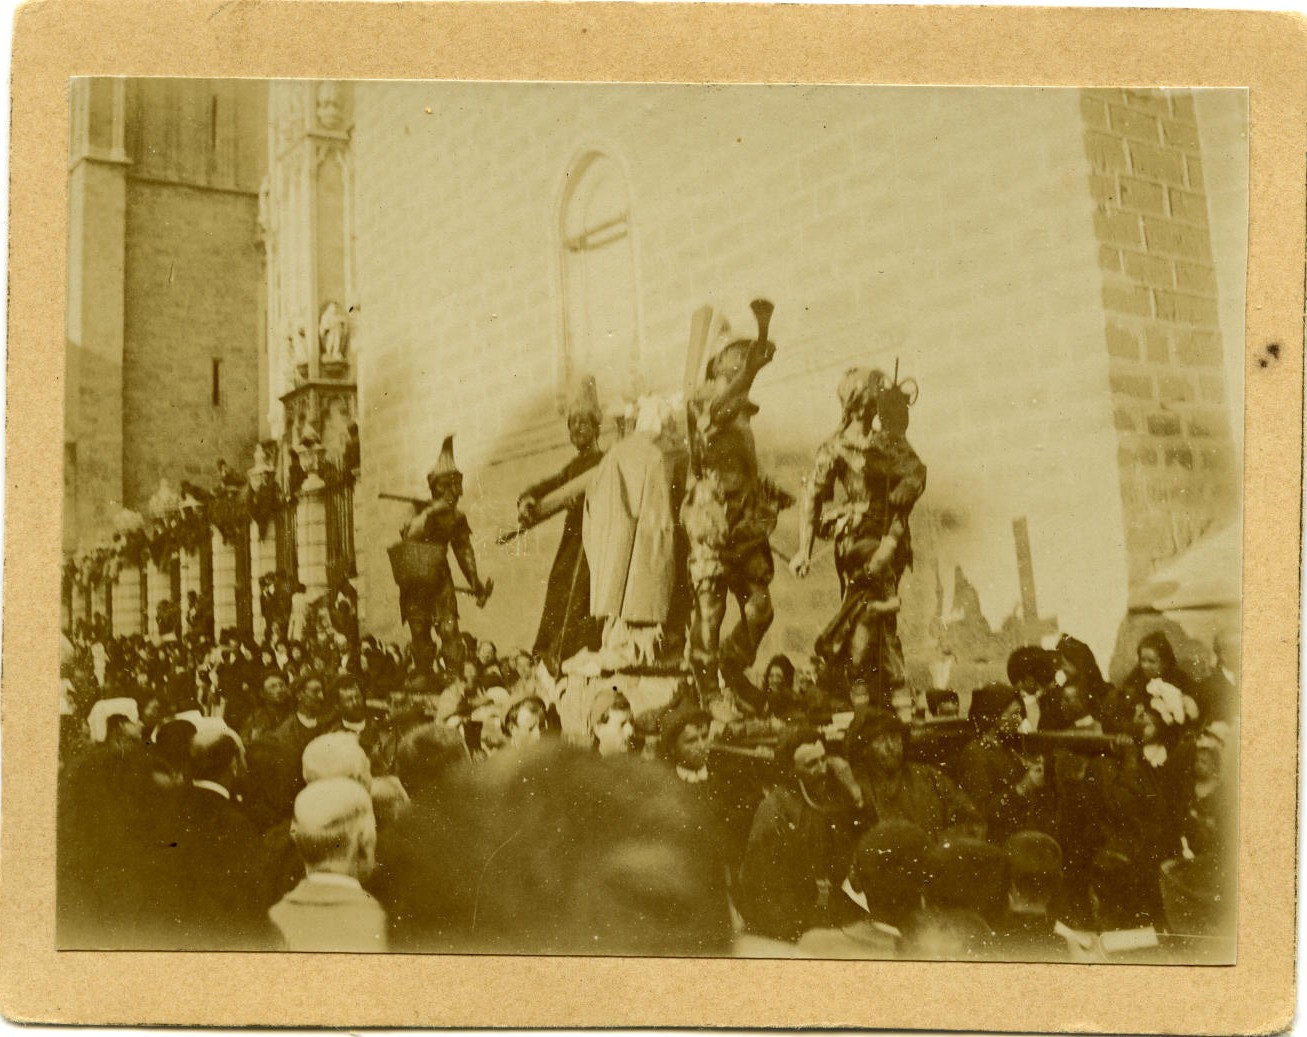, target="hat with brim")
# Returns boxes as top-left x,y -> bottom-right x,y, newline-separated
845,707 -> 905,762
968,682 -> 1022,733
1003,830 -> 1063,881
88,697 -> 140,743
